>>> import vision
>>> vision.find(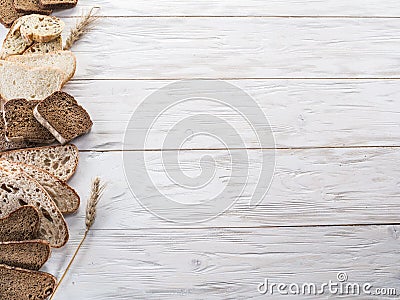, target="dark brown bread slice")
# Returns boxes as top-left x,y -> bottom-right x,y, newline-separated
39,0 -> 77,9
4,99 -> 55,144
0,240 -> 50,270
0,206 -> 39,242
0,144 -> 79,181
0,110 -> 32,151
0,264 -> 56,299
13,0 -> 52,15
1,160 -> 80,214
34,92 -> 93,144
0,0 -> 24,27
